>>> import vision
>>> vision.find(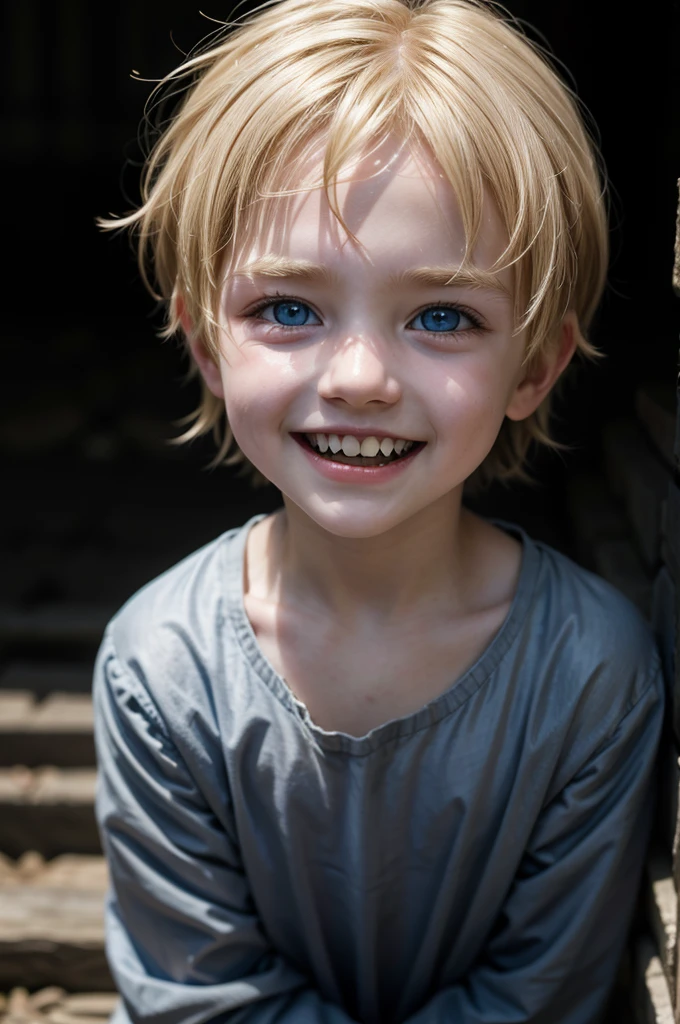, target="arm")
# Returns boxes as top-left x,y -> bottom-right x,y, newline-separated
402,664 -> 665,1024
93,629 -> 359,1024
